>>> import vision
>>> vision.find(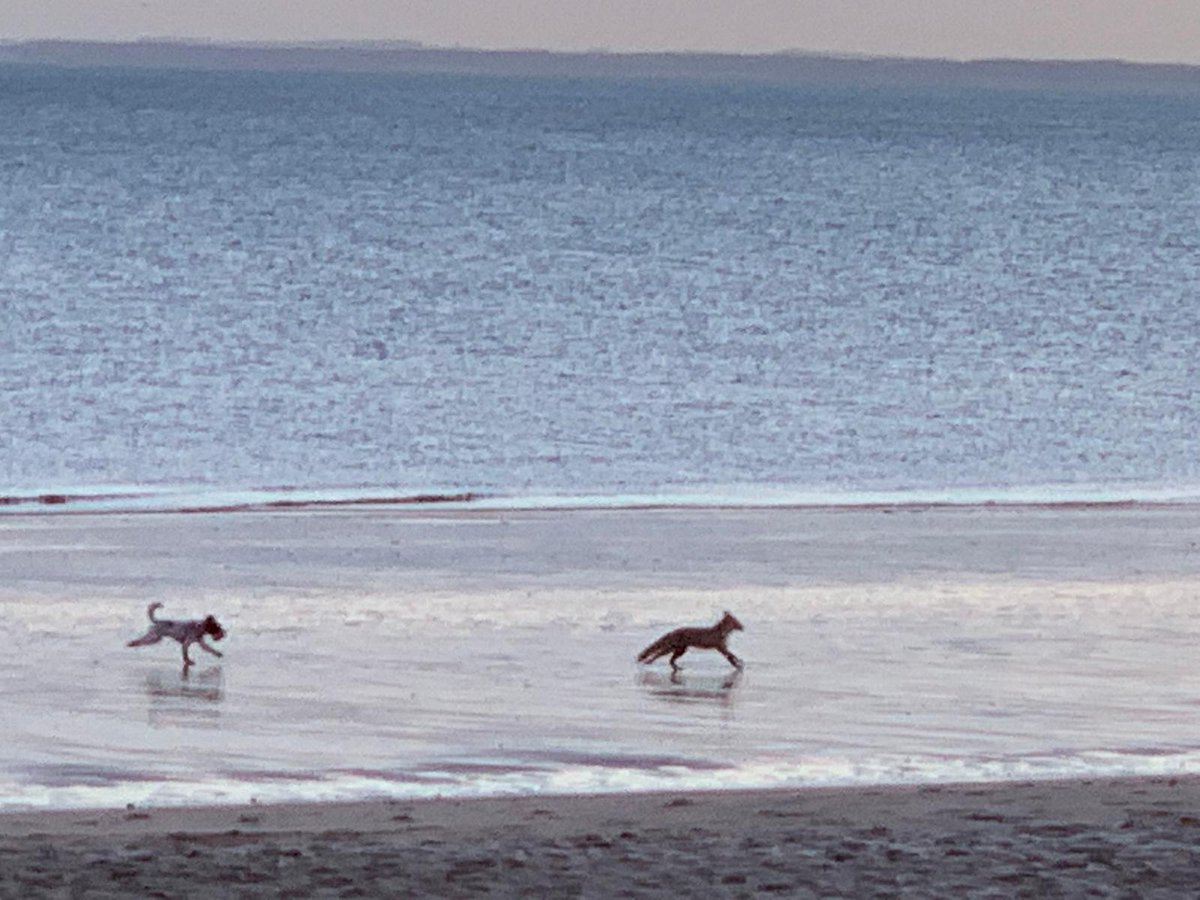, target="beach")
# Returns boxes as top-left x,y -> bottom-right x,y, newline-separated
3,502 -> 1200,892
3,777 -> 1200,896
6,48 -> 1200,896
